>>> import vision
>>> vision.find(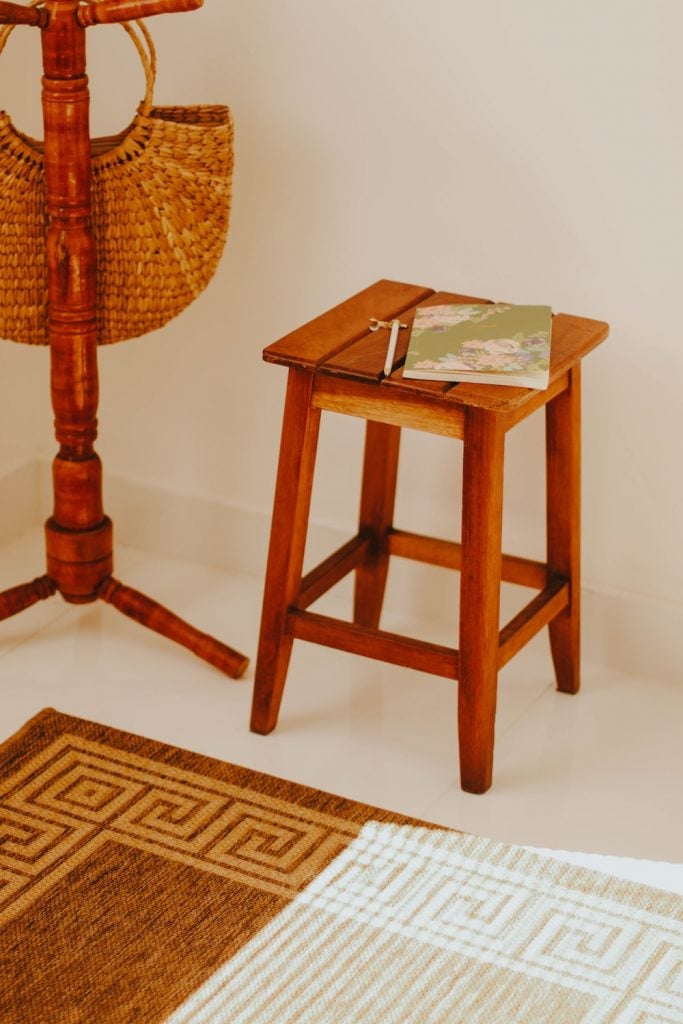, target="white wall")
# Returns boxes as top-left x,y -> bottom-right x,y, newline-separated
0,1 -> 681,675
